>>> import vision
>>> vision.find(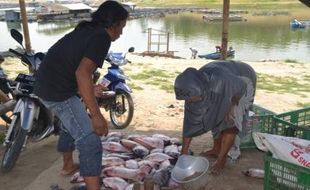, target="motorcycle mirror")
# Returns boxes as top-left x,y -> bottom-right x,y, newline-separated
10,29 -> 24,47
128,47 -> 135,53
